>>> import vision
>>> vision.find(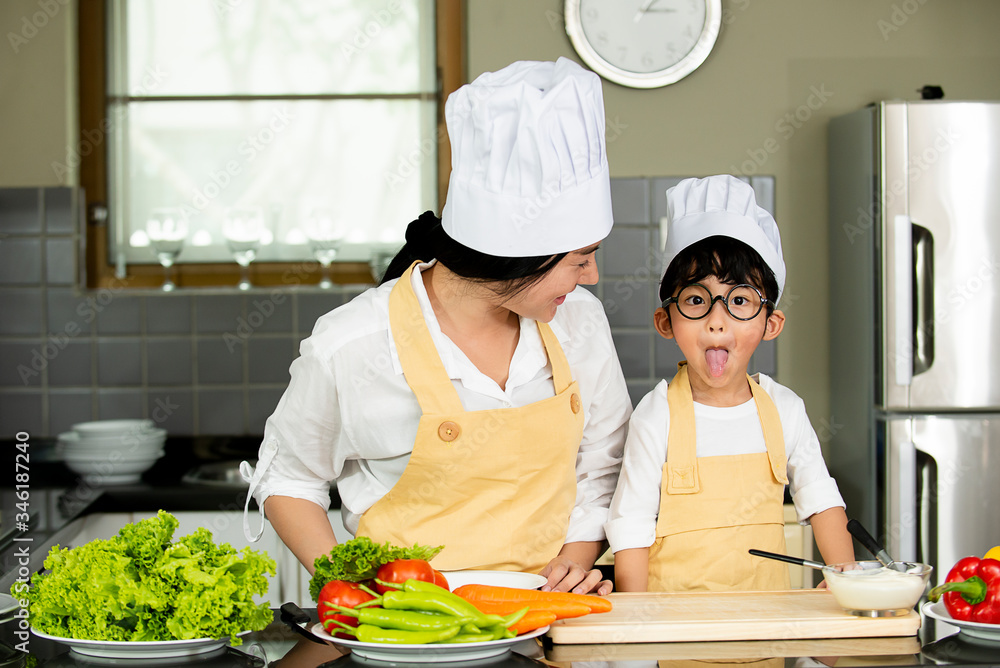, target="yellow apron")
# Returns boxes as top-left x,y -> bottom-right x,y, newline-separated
356,262 -> 585,573
648,364 -> 791,592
